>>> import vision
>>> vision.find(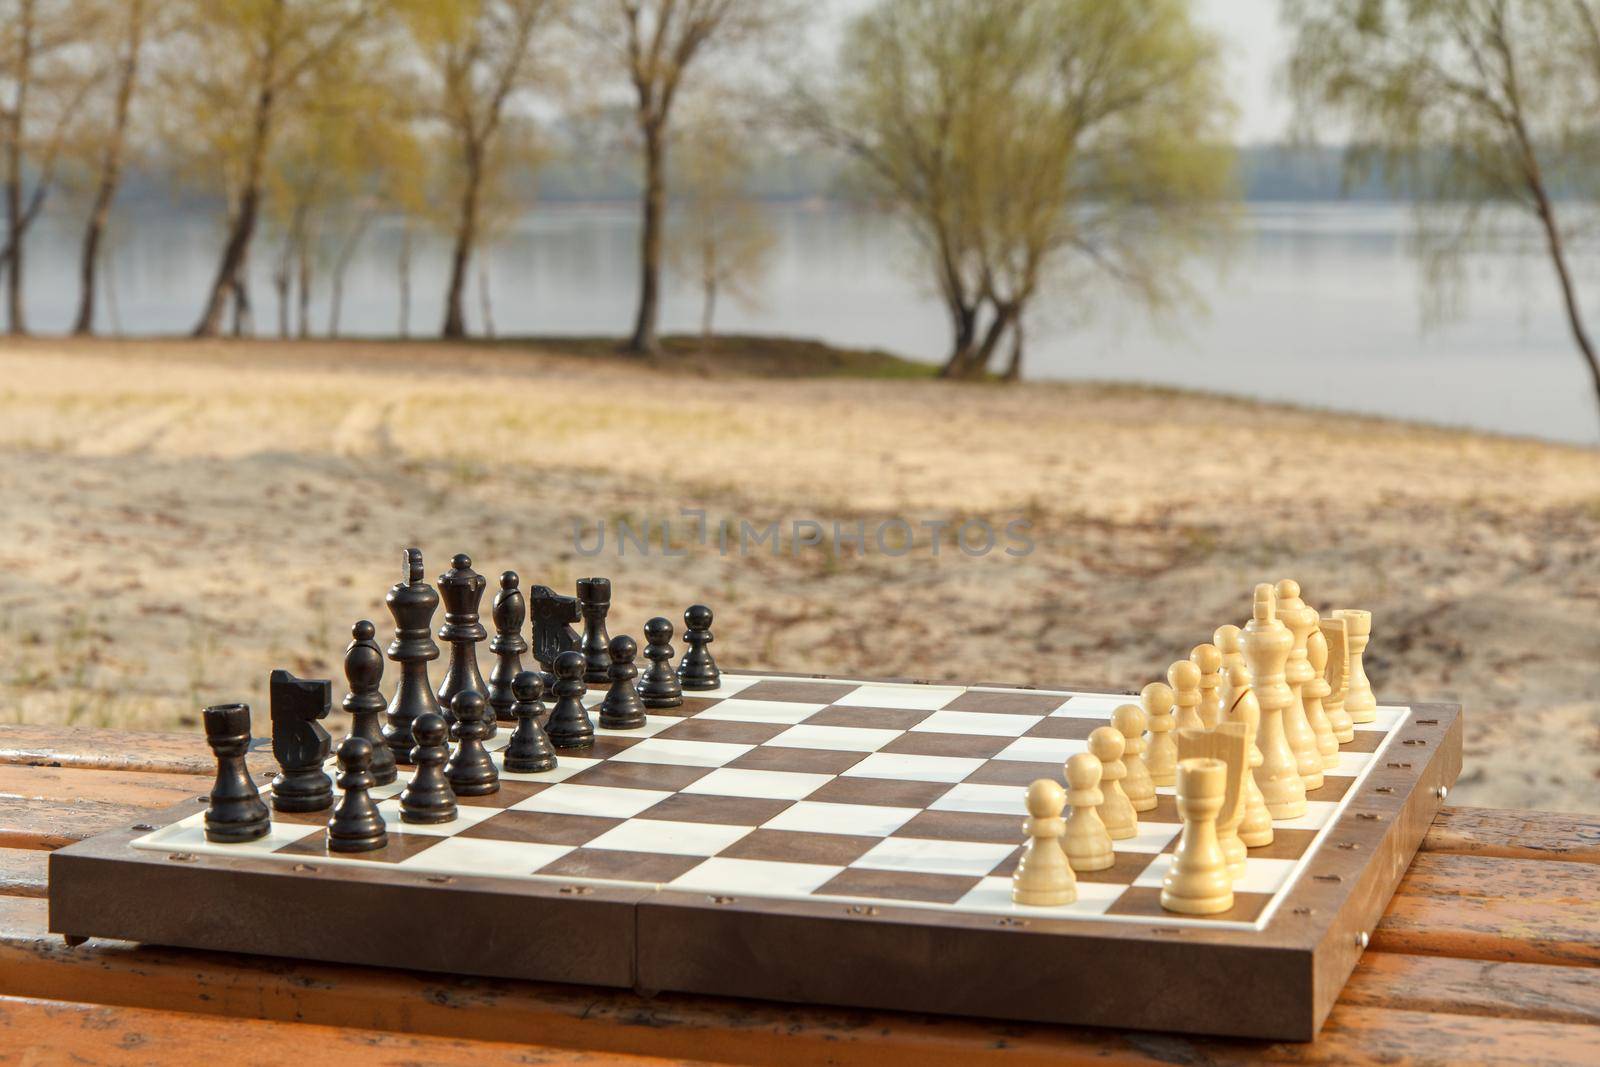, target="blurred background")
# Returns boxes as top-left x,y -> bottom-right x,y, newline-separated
0,0 -> 1596,812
